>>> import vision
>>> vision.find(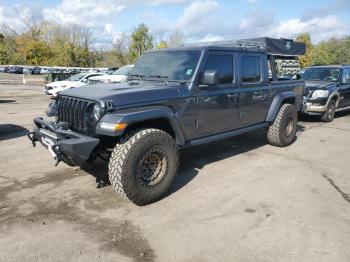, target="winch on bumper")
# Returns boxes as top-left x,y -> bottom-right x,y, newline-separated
27,117 -> 99,166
